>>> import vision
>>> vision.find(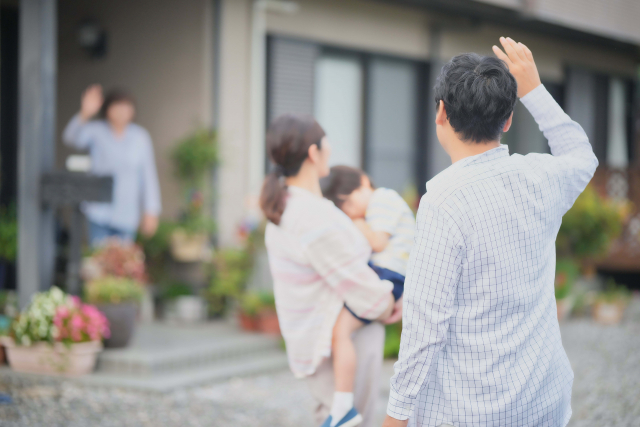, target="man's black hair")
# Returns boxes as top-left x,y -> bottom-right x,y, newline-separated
434,53 -> 518,143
